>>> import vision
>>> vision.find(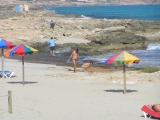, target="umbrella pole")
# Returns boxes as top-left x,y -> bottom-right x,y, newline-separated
1,49 -> 4,78
22,56 -> 25,85
123,63 -> 126,94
